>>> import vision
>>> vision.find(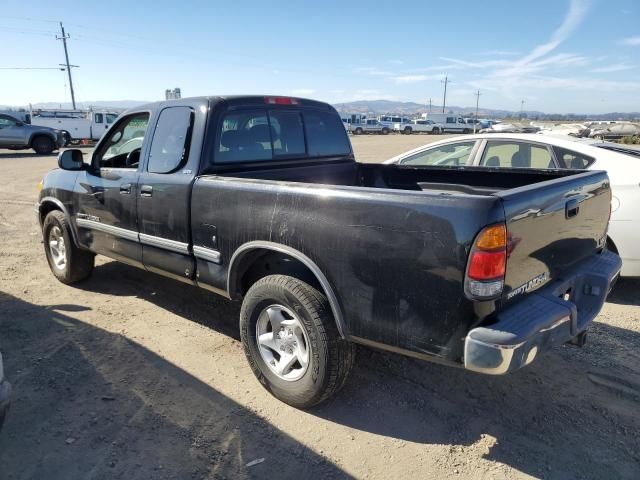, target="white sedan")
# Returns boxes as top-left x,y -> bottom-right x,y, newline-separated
385,133 -> 640,277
